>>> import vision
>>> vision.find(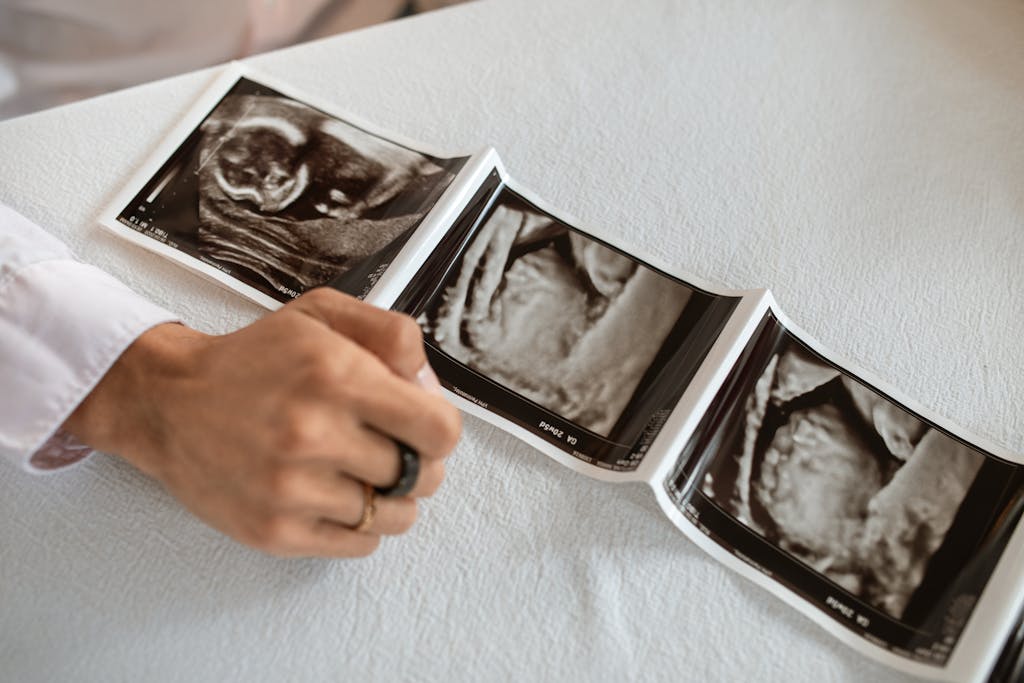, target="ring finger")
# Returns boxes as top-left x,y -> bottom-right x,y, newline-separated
317,419 -> 406,489
315,423 -> 443,498
287,469 -> 418,536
